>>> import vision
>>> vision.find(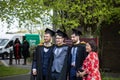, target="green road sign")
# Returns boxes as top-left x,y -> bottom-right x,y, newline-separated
25,34 -> 40,46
